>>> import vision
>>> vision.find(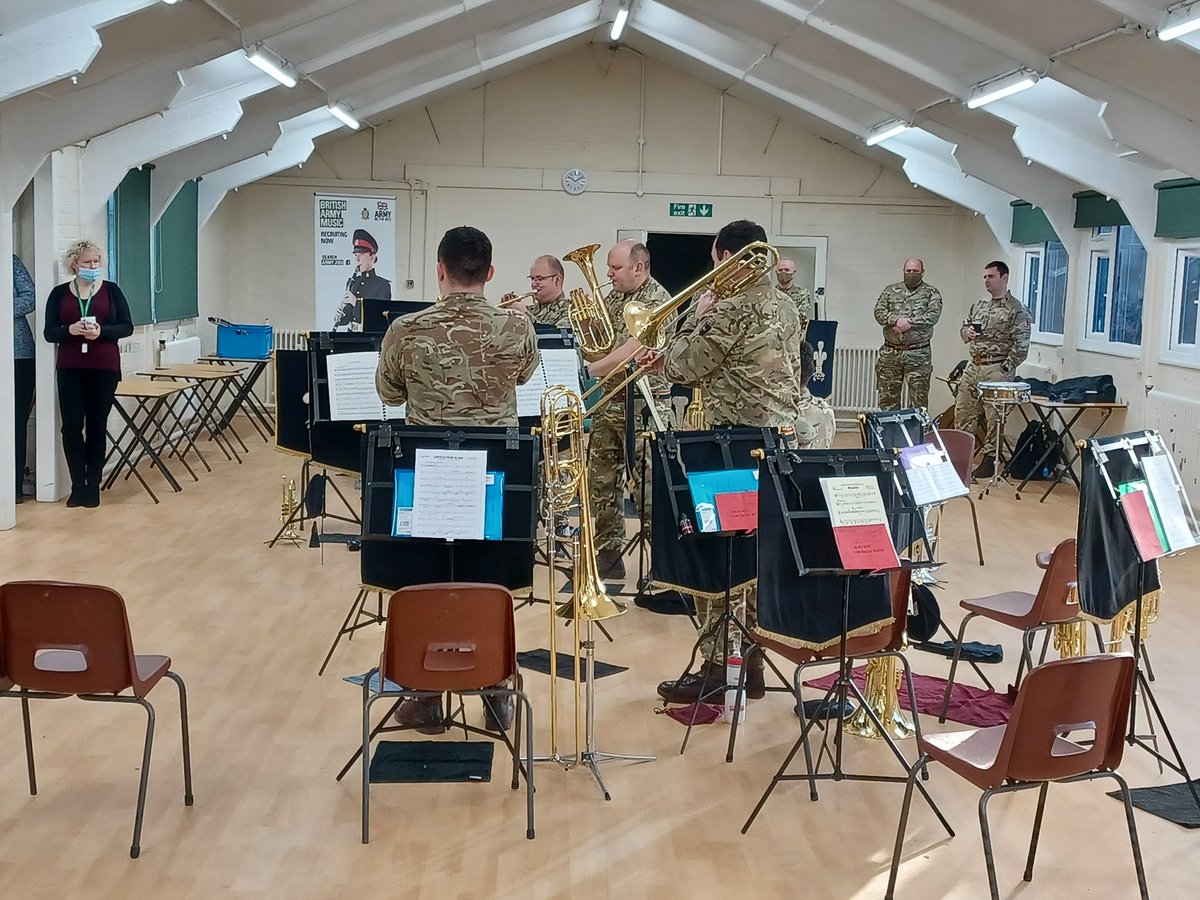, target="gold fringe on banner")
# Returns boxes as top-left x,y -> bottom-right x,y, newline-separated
752,617 -> 894,653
